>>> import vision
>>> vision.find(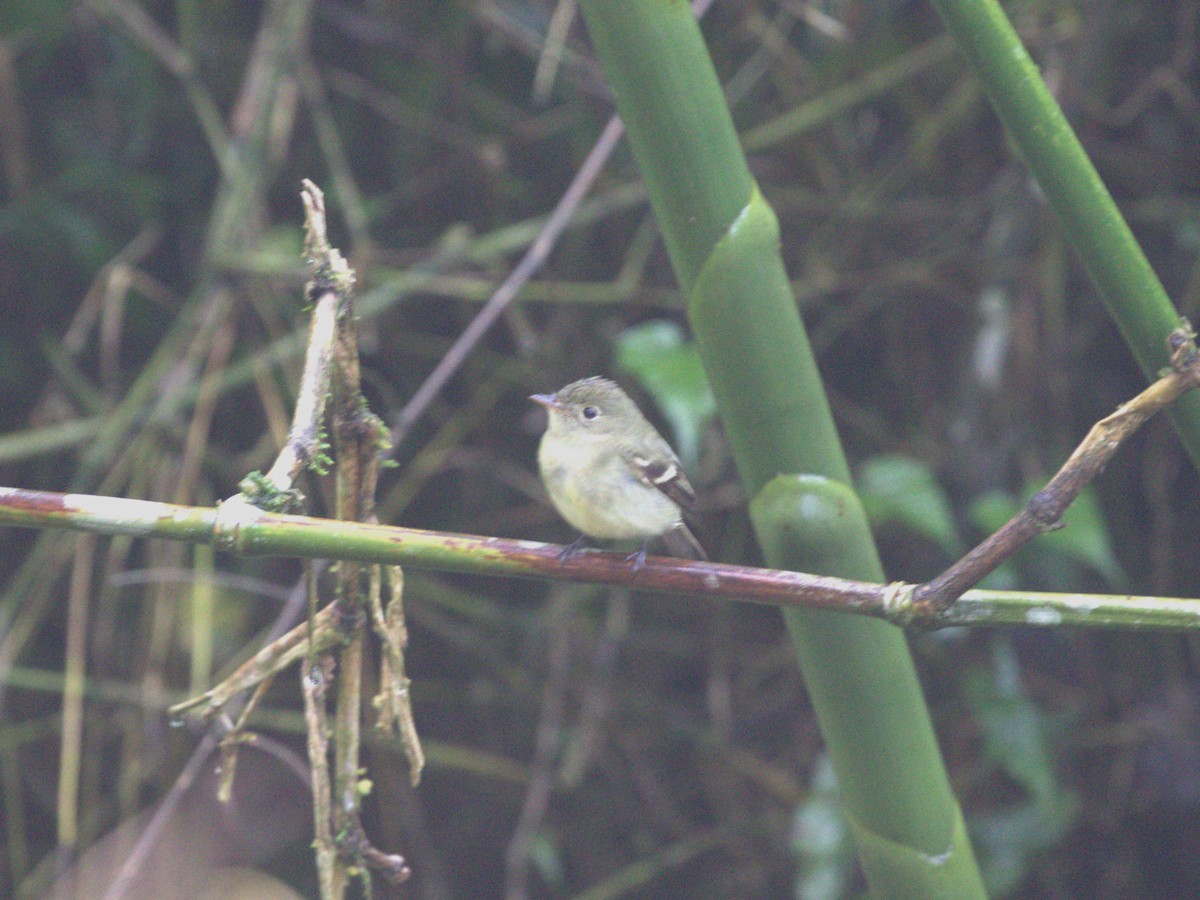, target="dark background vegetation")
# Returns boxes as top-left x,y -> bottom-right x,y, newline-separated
2,1 -> 1200,897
